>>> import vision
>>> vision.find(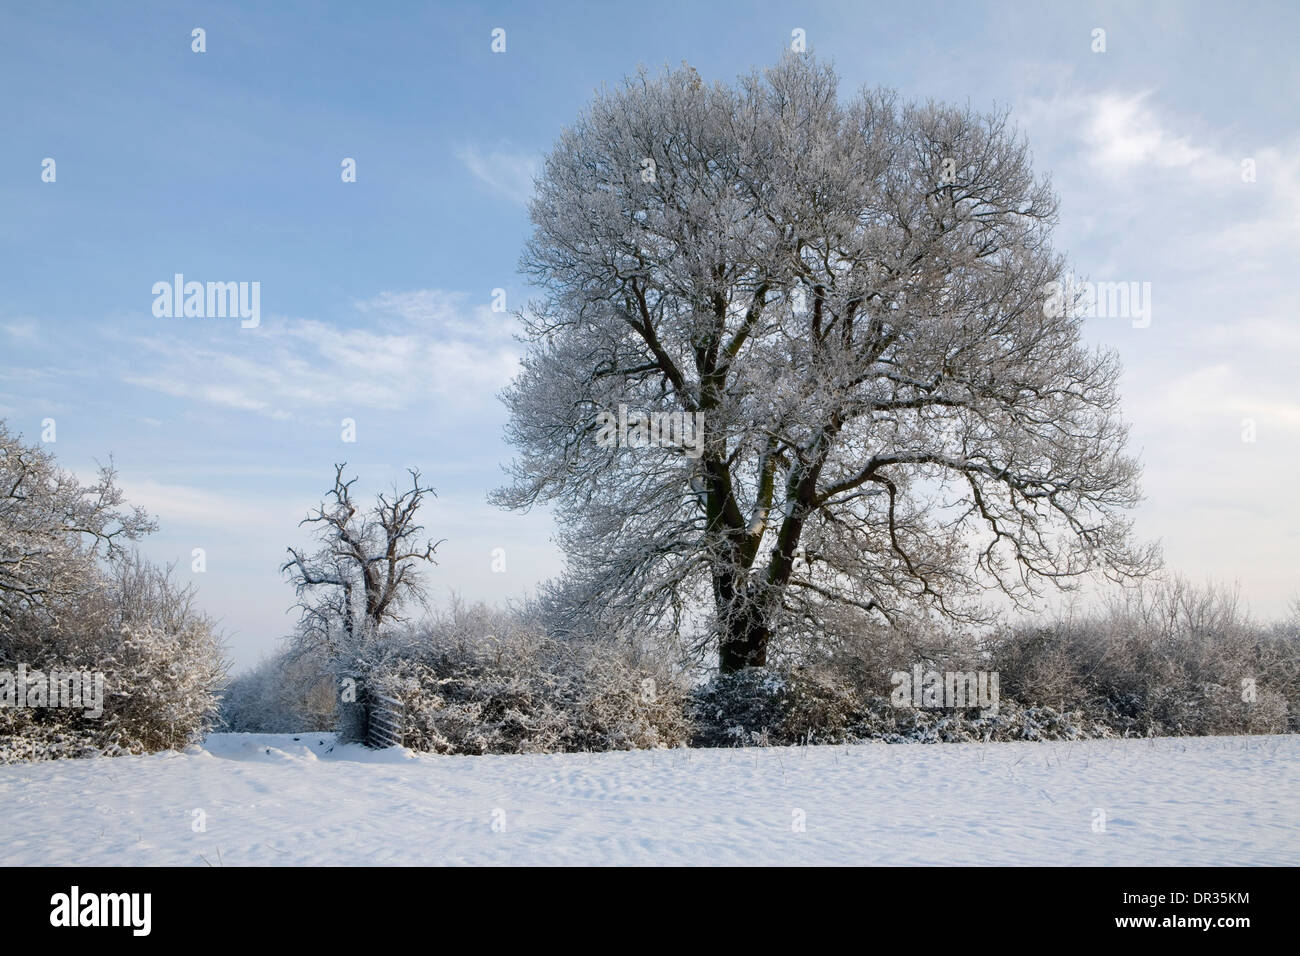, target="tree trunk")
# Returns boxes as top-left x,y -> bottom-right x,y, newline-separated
718,605 -> 770,672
